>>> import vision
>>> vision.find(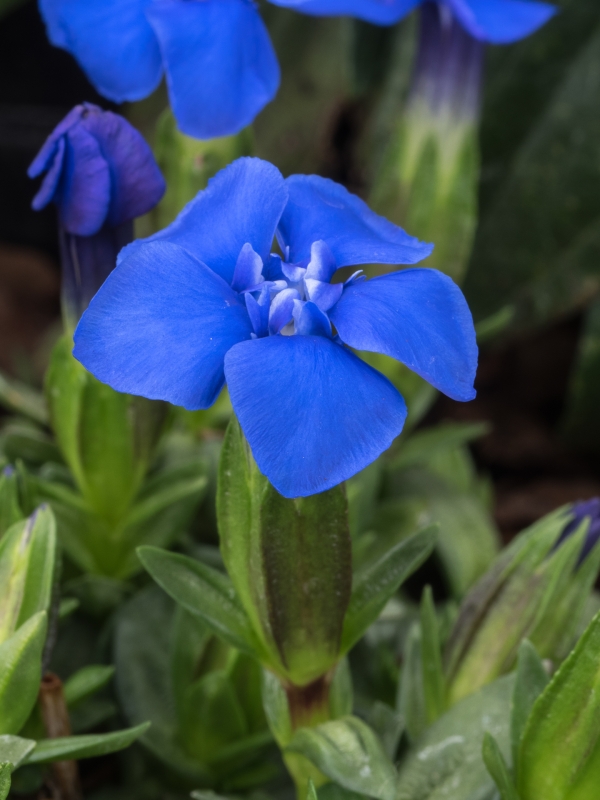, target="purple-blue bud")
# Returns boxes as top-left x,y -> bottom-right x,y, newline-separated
28,103 -> 165,237
555,498 -> 600,565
